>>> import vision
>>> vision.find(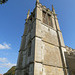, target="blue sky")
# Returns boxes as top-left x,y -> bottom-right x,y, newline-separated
0,0 -> 75,74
